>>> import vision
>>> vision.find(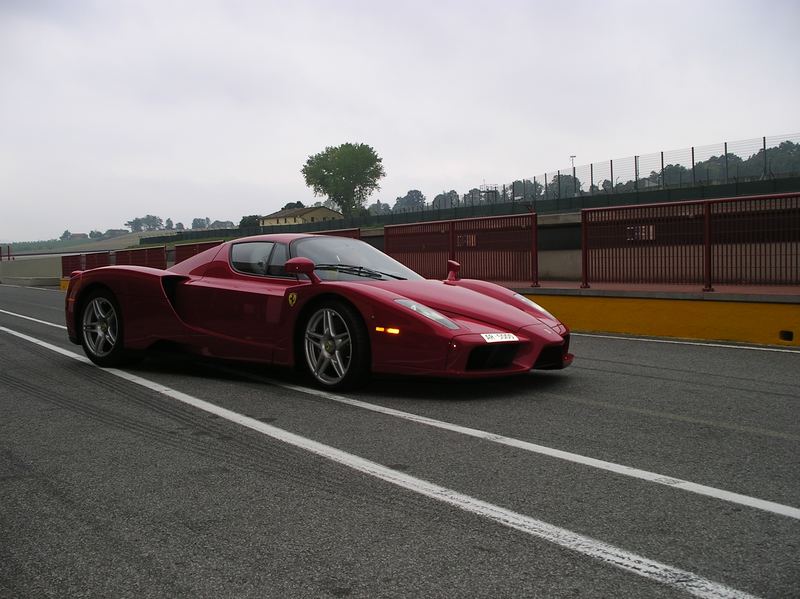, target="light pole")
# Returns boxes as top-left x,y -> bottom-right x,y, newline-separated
570,155 -> 576,196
